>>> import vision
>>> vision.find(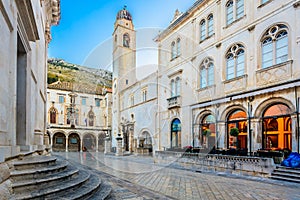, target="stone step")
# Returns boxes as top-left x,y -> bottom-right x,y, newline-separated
88,182 -> 112,200
13,170 -> 90,200
271,171 -> 300,180
12,165 -> 79,193
276,165 -> 300,171
273,168 -> 300,175
49,172 -> 105,200
271,175 -> 300,183
10,159 -> 68,182
12,156 -> 57,170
